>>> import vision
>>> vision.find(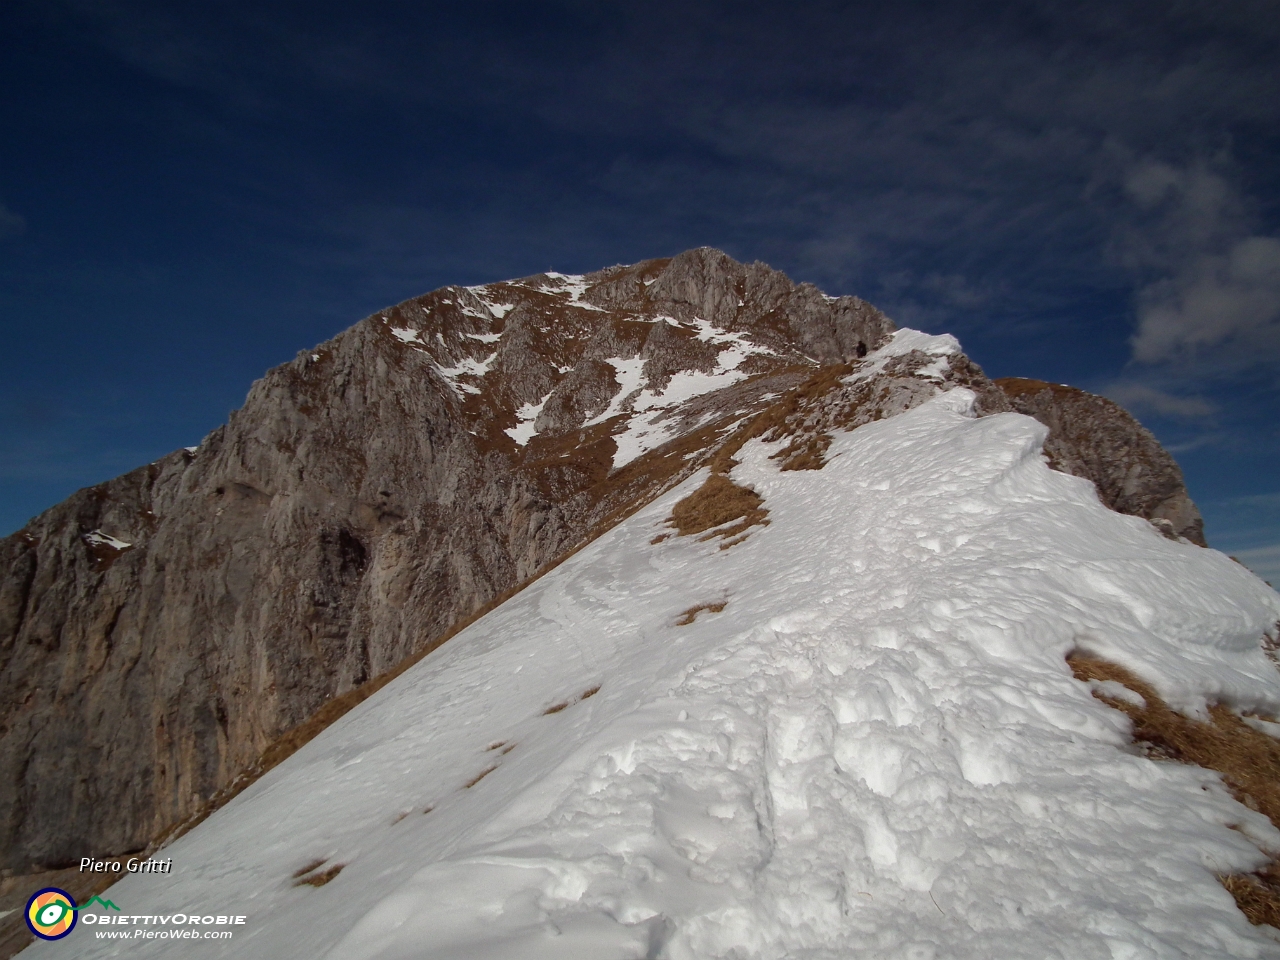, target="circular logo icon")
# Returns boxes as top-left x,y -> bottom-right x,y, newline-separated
26,887 -> 78,940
